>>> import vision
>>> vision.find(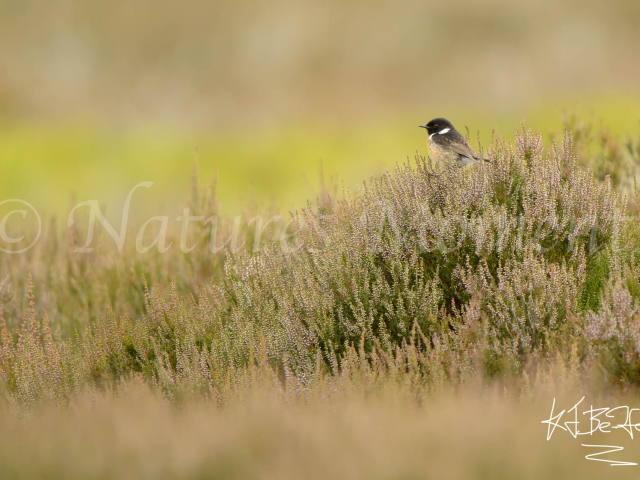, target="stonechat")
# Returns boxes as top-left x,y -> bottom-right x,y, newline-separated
419,118 -> 489,166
